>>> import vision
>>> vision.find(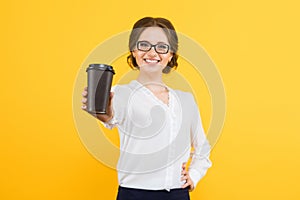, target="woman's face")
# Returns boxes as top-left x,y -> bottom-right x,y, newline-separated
132,27 -> 173,74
